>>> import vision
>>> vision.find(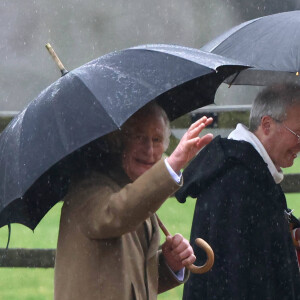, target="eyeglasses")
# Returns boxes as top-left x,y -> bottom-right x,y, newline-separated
271,118 -> 300,143
272,118 -> 300,142
281,124 -> 300,143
